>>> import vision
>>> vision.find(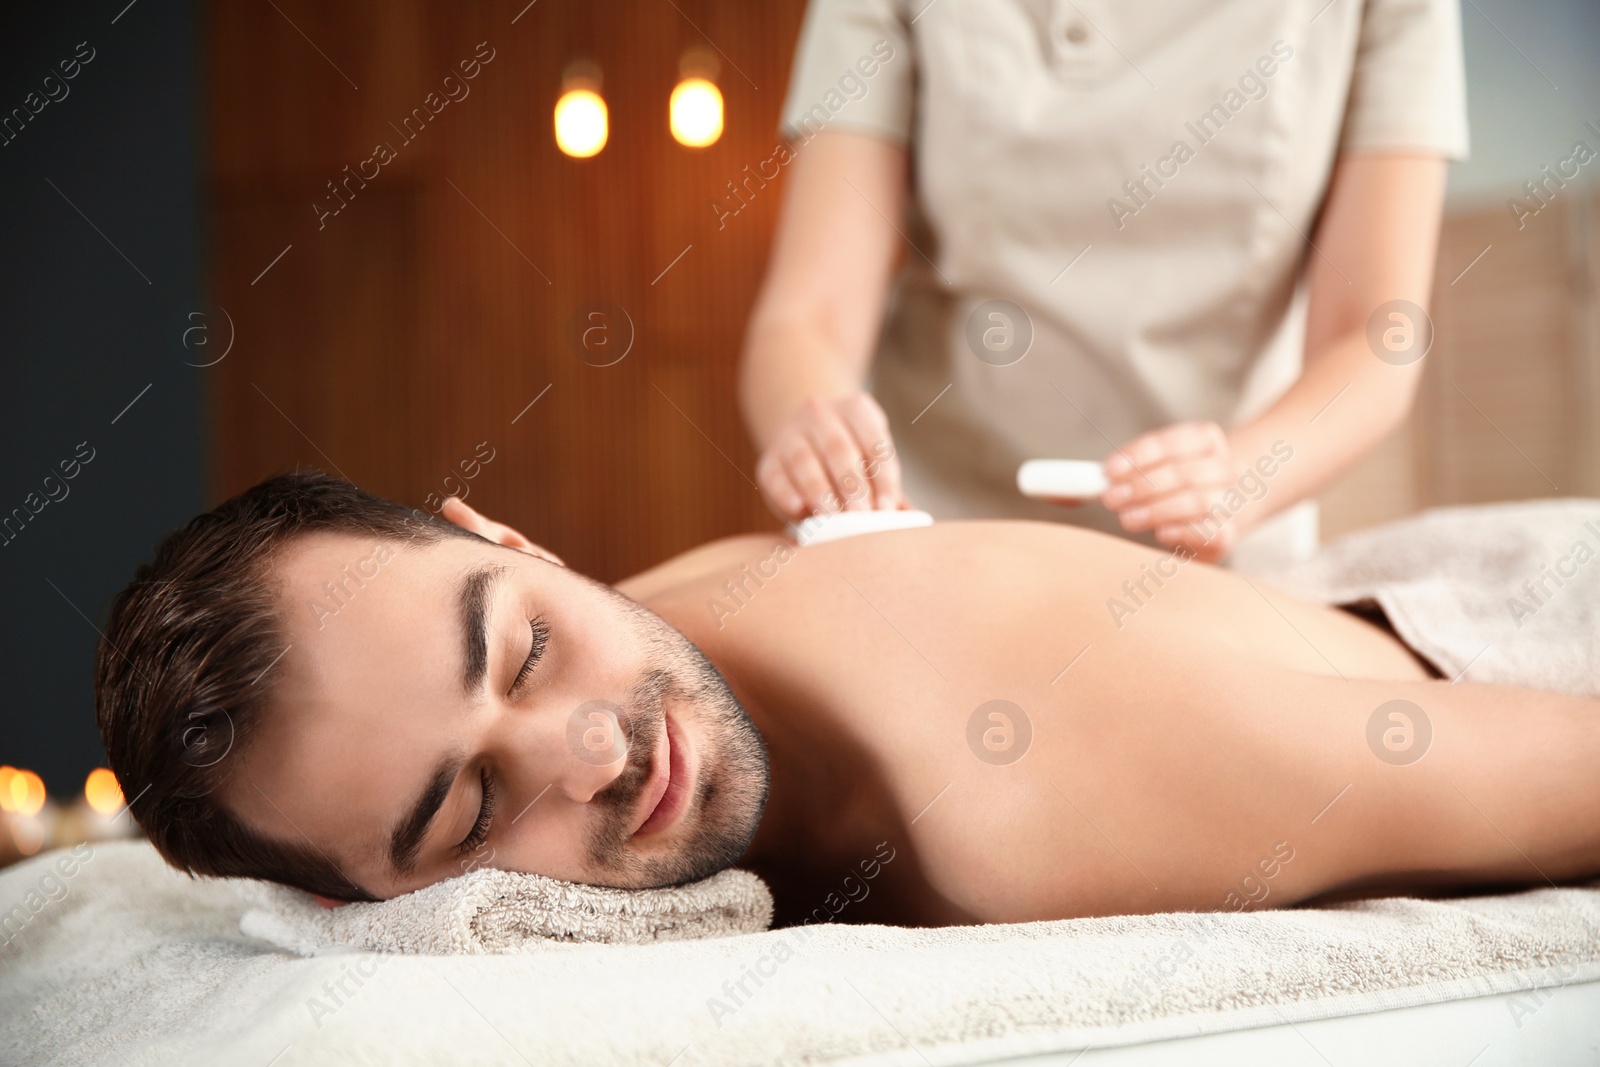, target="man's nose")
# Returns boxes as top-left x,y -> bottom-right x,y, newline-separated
539,699 -> 638,804
555,748 -> 631,804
